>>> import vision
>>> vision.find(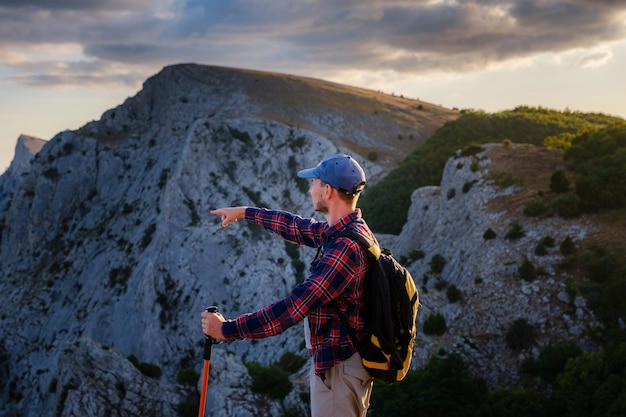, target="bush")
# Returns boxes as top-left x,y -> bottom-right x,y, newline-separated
483,228 -> 497,240
277,351 -> 307,374
483,388 -> 549,417
429,254 -> 446,275
553,349 -> 626,417
554,192 -> 581,218
446,285 -> 462,303
524,199 -> 549,217
128,355 -> 162,379
550,170 -> 570,193
518,257 -> 537,281
534,243 -> 548,256
460,143 -> 485,156
423,313 -> 447,335
505,222 -> 525,241
560,236 -> 576,255
506,318 -> 536,350
583,246 -> 615,283
138,362 -> 162,379
176,368 -> 199,386
245,361 -> 292,400
540,236 -> 555,247
462,180 -> 477,193
534,237 -> 554,256
522,342 -> 582,383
